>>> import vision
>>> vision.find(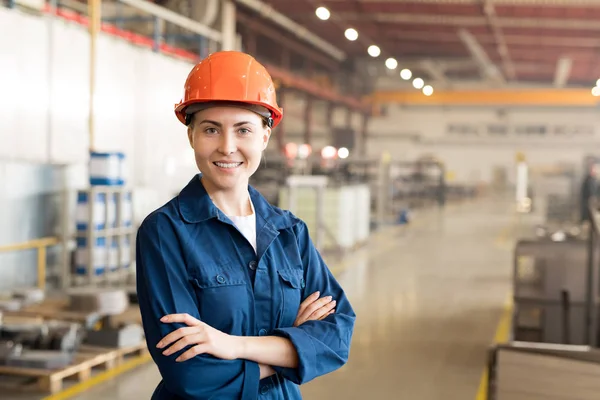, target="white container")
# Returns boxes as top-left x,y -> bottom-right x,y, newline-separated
109,237 -> 119,272
121,236 -> 131,269
75,237 -> 107,276
75,191 -> 117,231
89,151 -> 125,186
122,191 -> 133,227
